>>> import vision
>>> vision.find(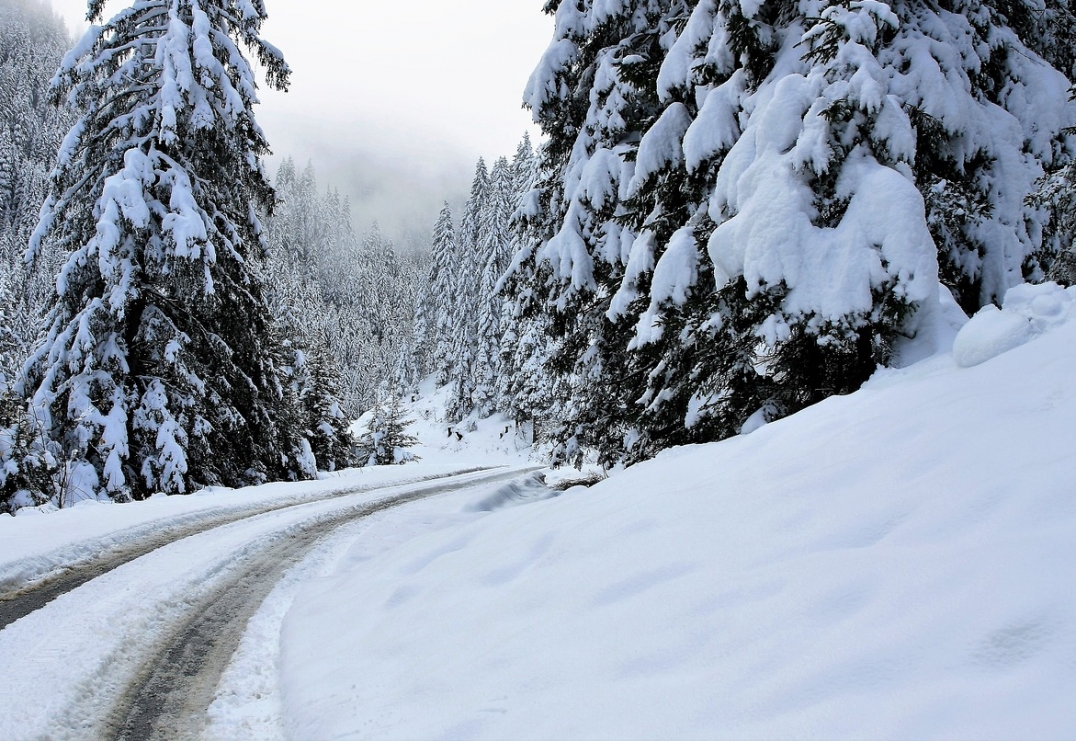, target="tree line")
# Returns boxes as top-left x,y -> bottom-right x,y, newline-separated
404,0 -> 1076,469
3,0 -> 1076,511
